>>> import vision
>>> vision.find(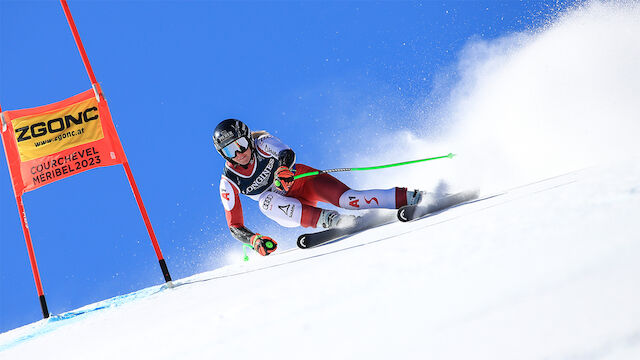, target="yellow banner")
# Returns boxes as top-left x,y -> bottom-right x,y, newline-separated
12,96 -> 104,162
